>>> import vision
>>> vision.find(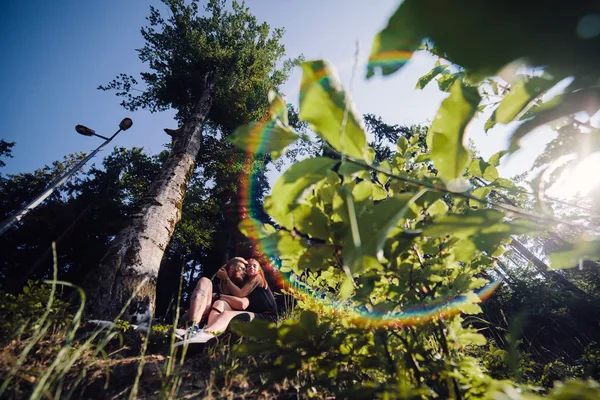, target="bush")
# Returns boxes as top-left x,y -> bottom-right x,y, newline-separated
0,280 -> 72,342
